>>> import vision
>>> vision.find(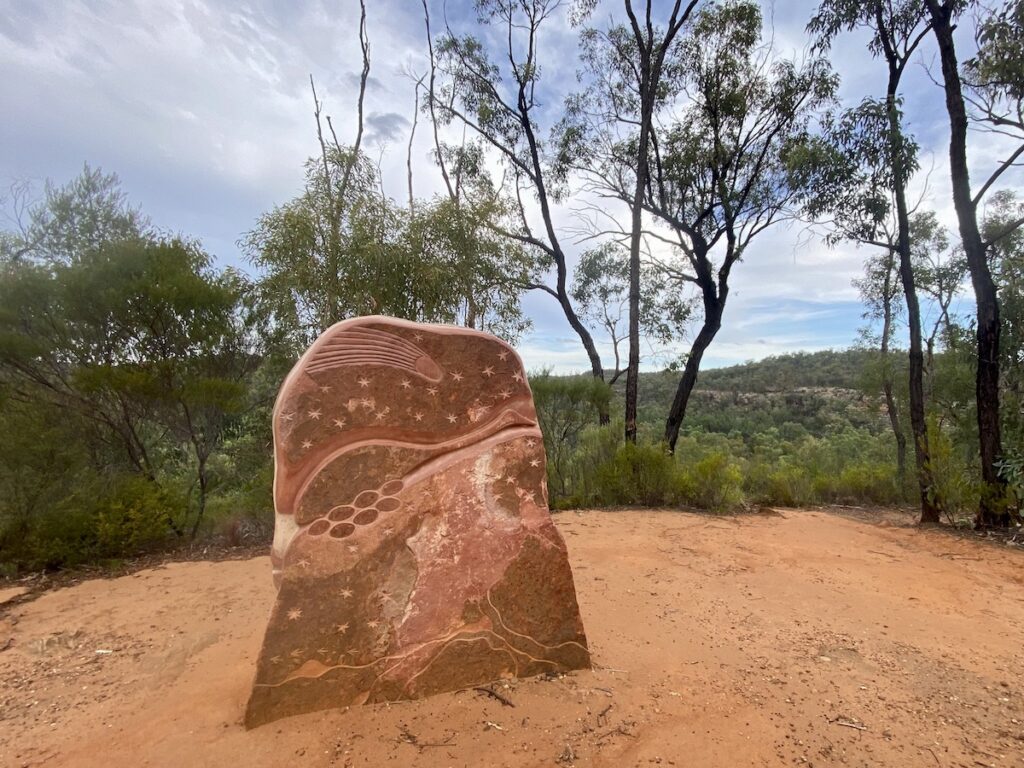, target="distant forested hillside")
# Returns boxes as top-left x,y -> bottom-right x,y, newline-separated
614,349 -> 888,439
687,349 -> 875,392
